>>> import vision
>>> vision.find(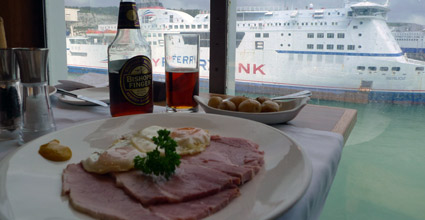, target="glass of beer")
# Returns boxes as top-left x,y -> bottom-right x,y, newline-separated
164,34 -> 200,112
